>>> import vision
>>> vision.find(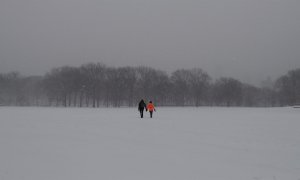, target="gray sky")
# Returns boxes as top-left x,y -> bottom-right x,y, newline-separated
1,0 -> 300,85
